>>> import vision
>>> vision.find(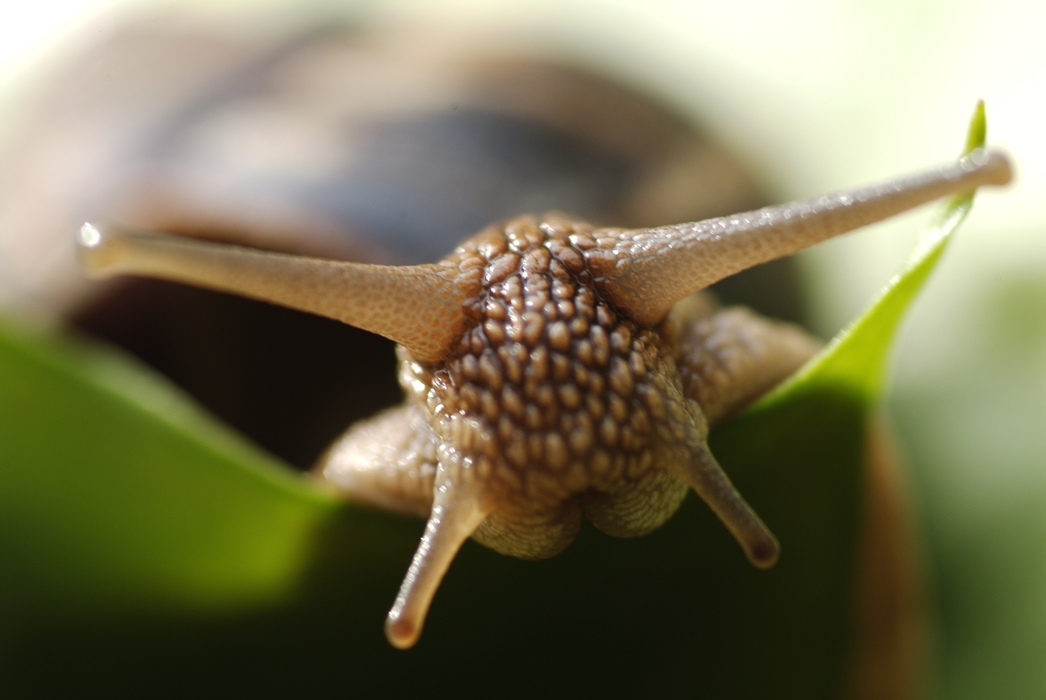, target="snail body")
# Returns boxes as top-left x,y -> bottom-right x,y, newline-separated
78,147 -> 1011,648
